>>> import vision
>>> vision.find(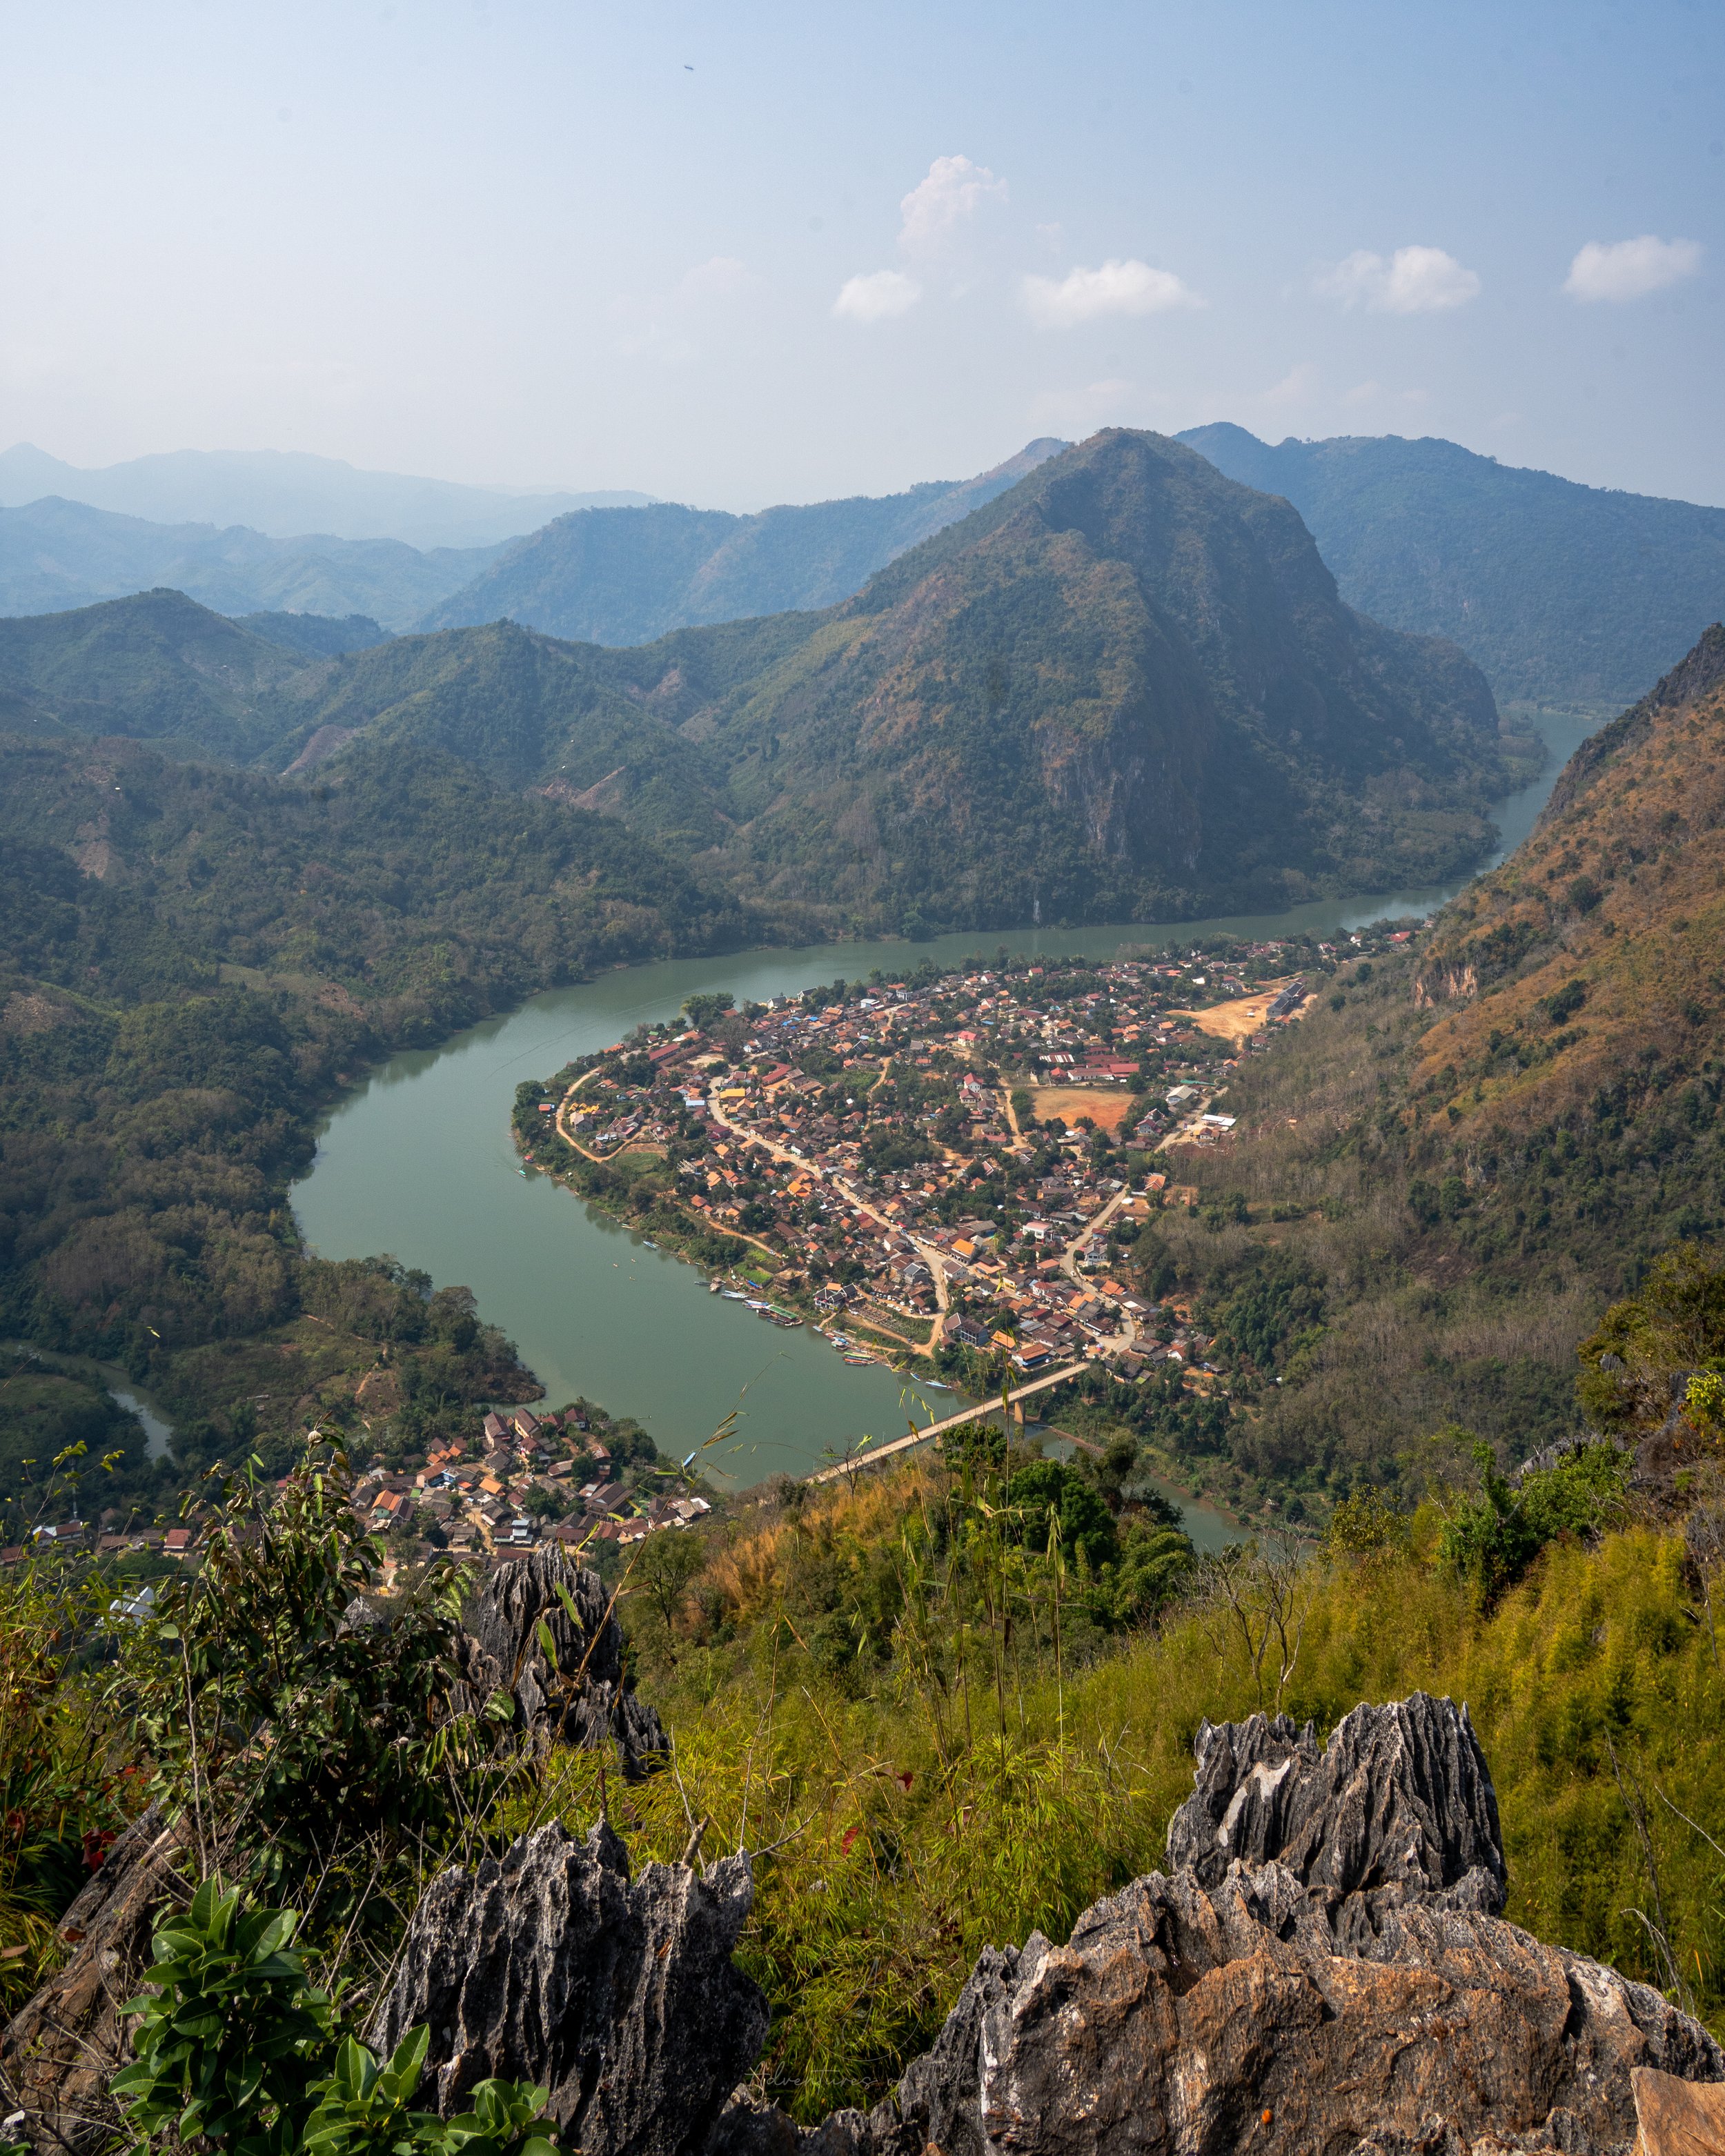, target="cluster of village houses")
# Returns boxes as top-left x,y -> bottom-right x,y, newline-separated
17,1403 -> 708,1573
548,940 -> 1409,1383
19,929 -> 1414,1571
346,1404 -> 709,1562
